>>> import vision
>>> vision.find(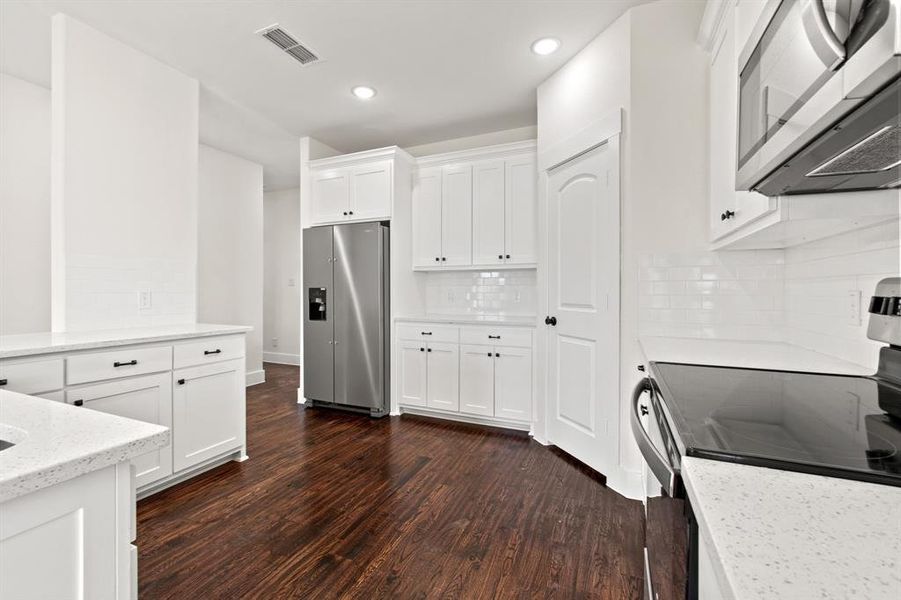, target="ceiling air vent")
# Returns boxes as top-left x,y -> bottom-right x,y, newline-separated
256,24 -> 320,66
